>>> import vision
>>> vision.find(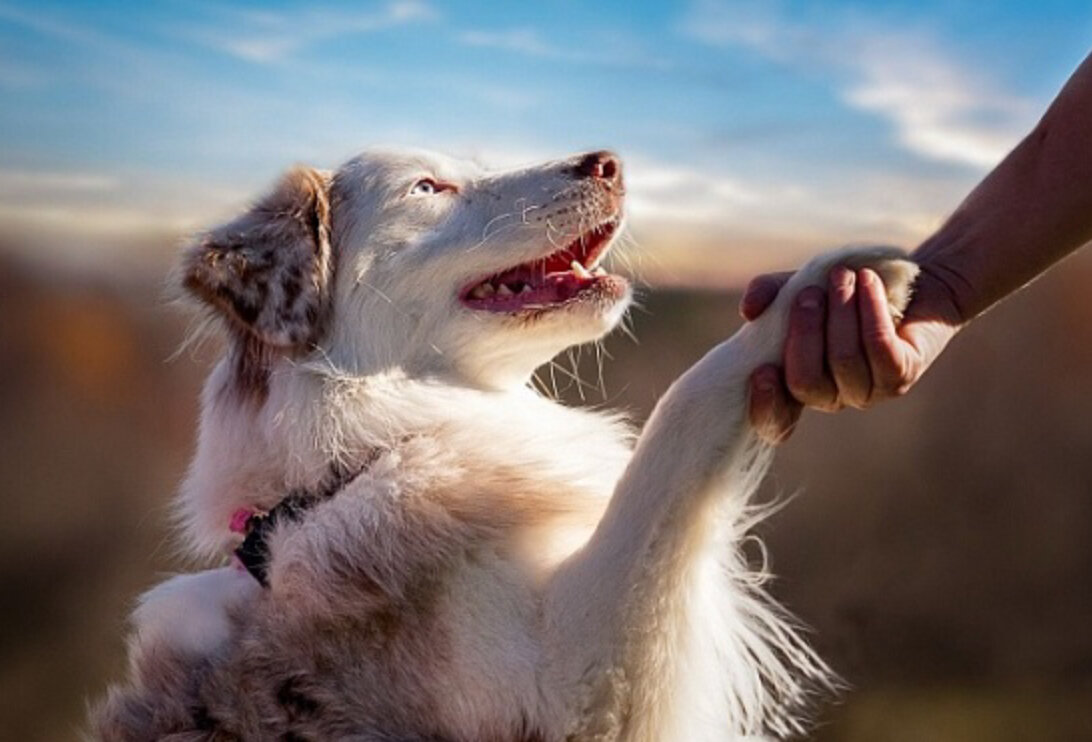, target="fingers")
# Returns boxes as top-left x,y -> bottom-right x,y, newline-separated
740,271 -> 793,321
857,268 -> 911,397
825,267 -> 873,408
784,287 -> 841,411
744,262 -> 924,432
749,364 -> 803,444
